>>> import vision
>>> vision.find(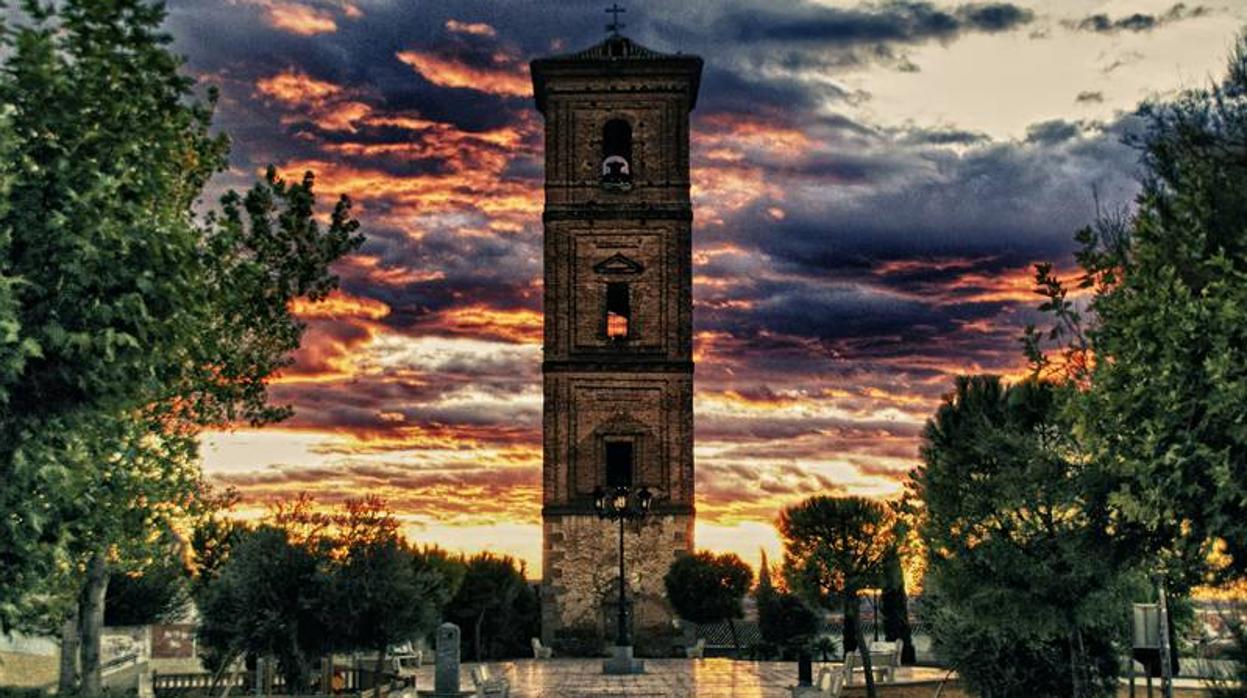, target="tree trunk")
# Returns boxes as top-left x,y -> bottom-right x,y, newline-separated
474,611 -> 485,661
1070,628 -> 1086,698
372,643 -> 386,698
59,605 -> 80,694
852,594 -> 877,698
727,618 -> 741,656
843,598 -> 859,655
80,550 -> 111,695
